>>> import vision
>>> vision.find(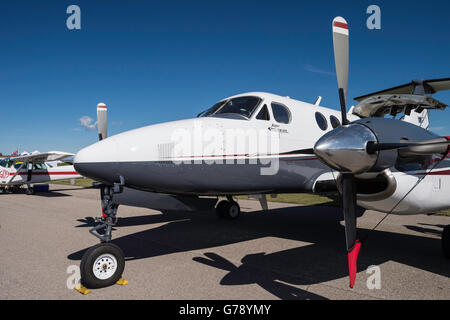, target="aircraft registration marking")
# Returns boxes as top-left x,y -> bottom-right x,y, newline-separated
0,170 -> 9,179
